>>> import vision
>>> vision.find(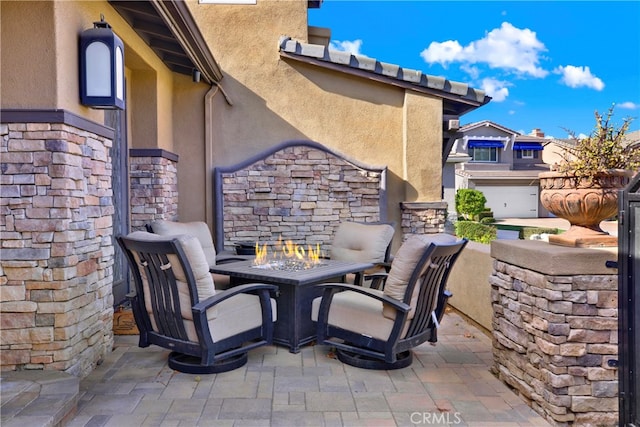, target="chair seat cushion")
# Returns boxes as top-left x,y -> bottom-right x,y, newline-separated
312,290 -> 408,341
382,233 -> 457,320
186,294 -> 277,343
